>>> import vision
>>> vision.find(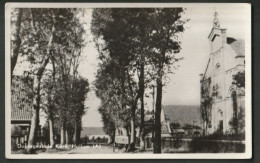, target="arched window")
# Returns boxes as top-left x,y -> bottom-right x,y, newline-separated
218,109 -> 223,118
231,90 -> 238,134
217,109 -> 223,134
215,63 -> 220,69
